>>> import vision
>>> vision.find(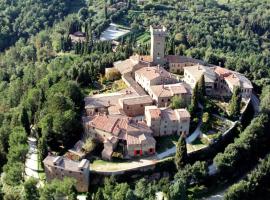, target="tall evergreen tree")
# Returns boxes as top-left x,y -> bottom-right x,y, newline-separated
175,135 -> 188,170
198,75 -> 205,100
228,87 -> 241,119
20,107 -> 30,135
189,82 -> 199,116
